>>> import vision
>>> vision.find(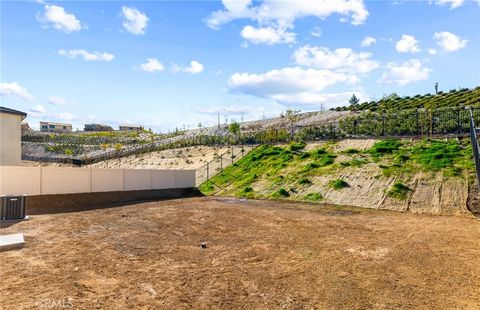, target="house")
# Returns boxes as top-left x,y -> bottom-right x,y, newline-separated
84,123 -> 113,132
40,121 -> 72,133
119,124 -> 143,131
21,122 -> 33,135
0,106 -> 27,166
